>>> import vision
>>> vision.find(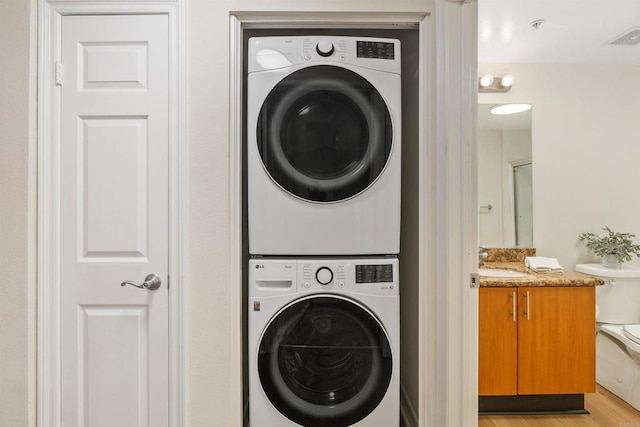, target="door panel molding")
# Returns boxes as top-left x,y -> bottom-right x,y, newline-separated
37,2 -> 184,426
